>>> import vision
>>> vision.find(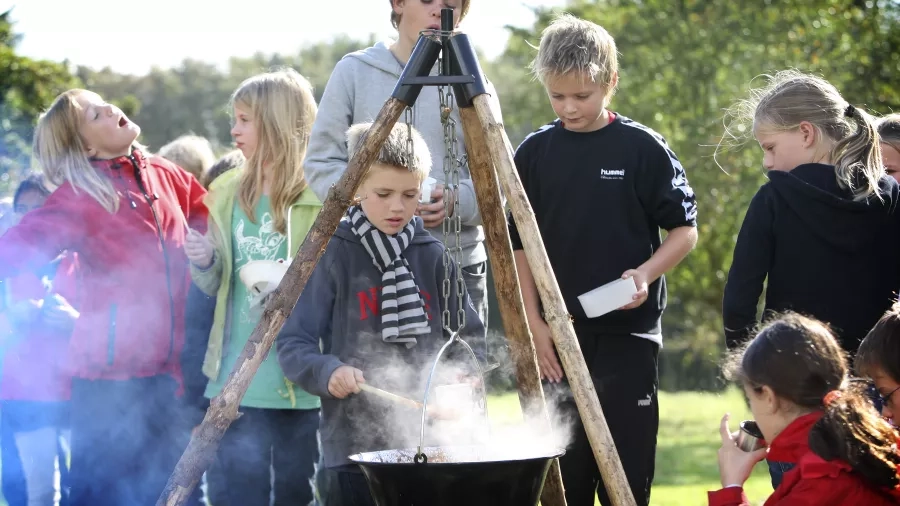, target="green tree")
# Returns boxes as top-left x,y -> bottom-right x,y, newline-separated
0,8 -> 79,195
77,34 -> 379,153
